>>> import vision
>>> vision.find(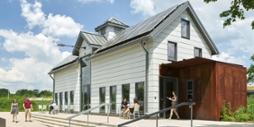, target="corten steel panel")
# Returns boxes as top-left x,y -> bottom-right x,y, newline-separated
160,57 -> 247,121
216,62 -> 247,117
